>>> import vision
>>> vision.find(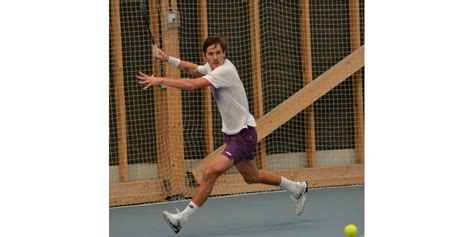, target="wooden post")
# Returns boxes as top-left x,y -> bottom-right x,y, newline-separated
249,0 -> 267,170
349,0 -> 364,164
198,0 -> 214,155
111,0 -> 128,182
146,0 -> 168,181
300,0 -> 316,168
158,0 -> 186,196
